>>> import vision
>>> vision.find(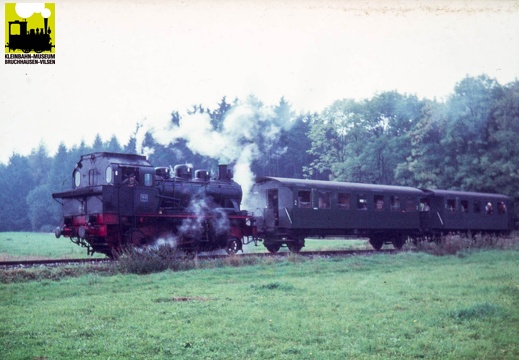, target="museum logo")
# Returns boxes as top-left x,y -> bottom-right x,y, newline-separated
4,2 -> 55,64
